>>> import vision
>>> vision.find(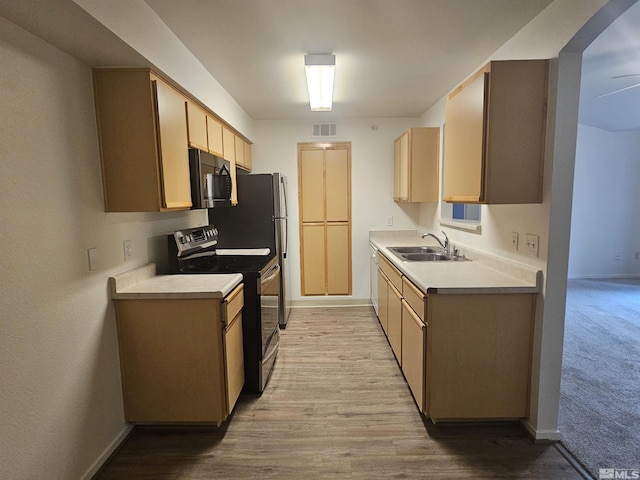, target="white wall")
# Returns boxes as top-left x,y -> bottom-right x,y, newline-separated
73,0 -> 255,140
252,118 -> 419,304
0,17 -> 208,479
569,124 -> 640,277
415,0 -> 608,439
